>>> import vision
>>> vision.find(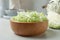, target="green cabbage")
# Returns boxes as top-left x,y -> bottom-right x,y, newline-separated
12,11 -> 47,22
49,23 -> 60,29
